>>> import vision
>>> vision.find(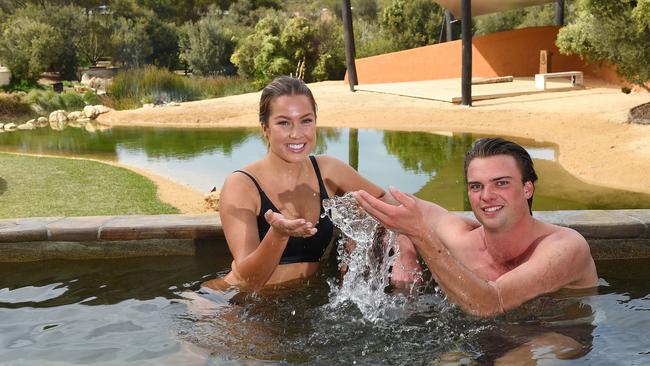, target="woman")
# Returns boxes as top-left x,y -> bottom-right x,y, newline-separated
202,76 -> 417,291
